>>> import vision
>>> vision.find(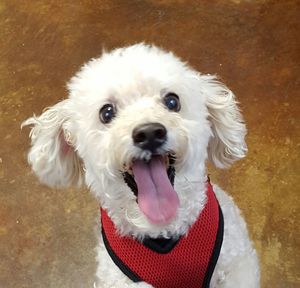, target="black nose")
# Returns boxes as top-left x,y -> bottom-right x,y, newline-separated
132,123 -> 167,152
